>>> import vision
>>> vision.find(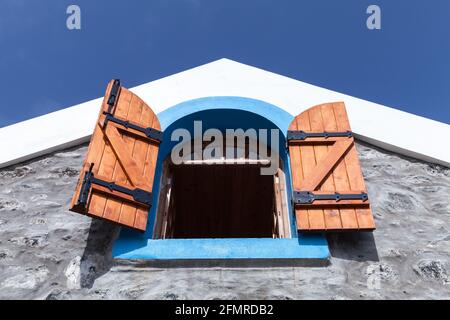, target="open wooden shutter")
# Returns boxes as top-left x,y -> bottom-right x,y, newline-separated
69,80 -> 162,232
288,102 -> 375,232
